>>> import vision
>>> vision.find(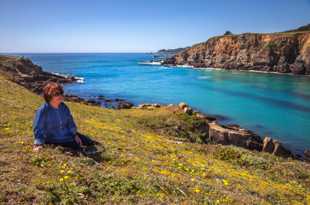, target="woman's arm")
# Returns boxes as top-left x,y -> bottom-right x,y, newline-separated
32,106 -> 47,147
63,103 -> 83,145
63,103 -> 77,136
